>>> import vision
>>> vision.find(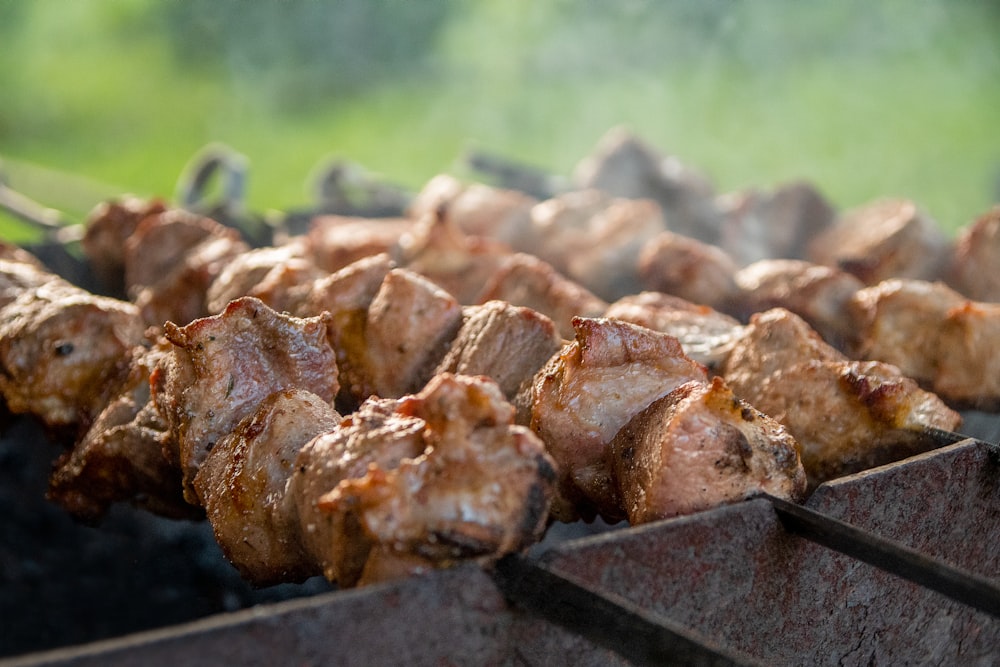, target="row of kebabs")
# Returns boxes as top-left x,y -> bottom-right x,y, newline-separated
0,132 -> 995,589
